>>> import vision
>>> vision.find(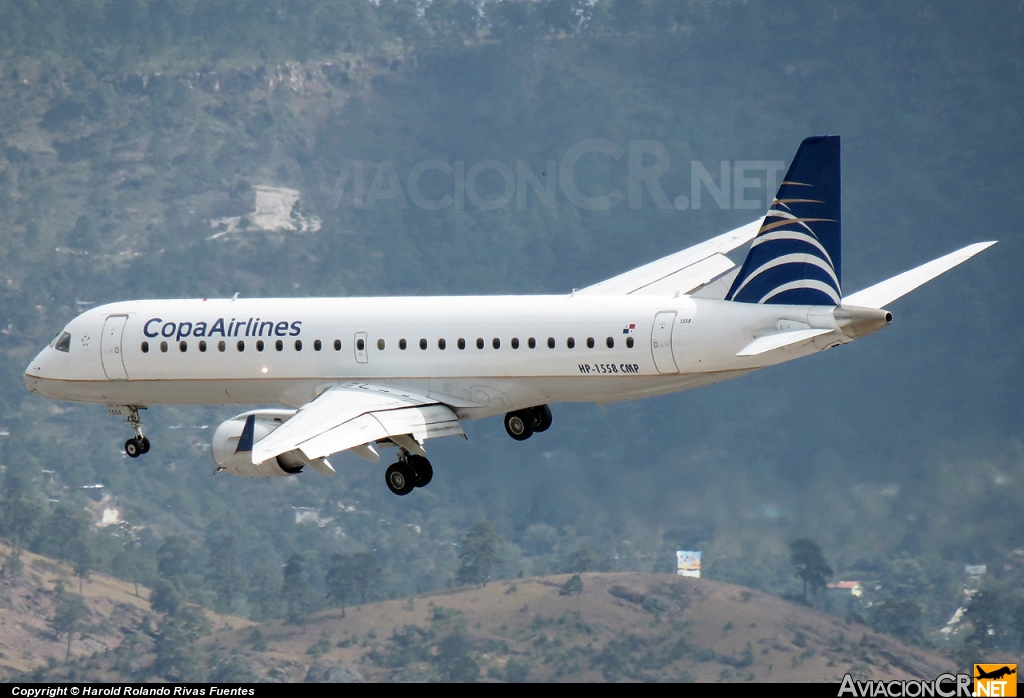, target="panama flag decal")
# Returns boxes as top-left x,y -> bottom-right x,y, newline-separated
622,323 -> 636,335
